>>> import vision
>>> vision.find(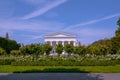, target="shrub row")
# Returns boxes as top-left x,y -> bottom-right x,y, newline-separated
11,59 -> 120,66
0,55 -> 120,66
0,59 -> 15,65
